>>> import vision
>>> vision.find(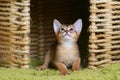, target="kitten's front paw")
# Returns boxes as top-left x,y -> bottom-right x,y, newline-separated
60,70 -> 70,75
36,66 -> 47,70
72,66 -> 80,71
